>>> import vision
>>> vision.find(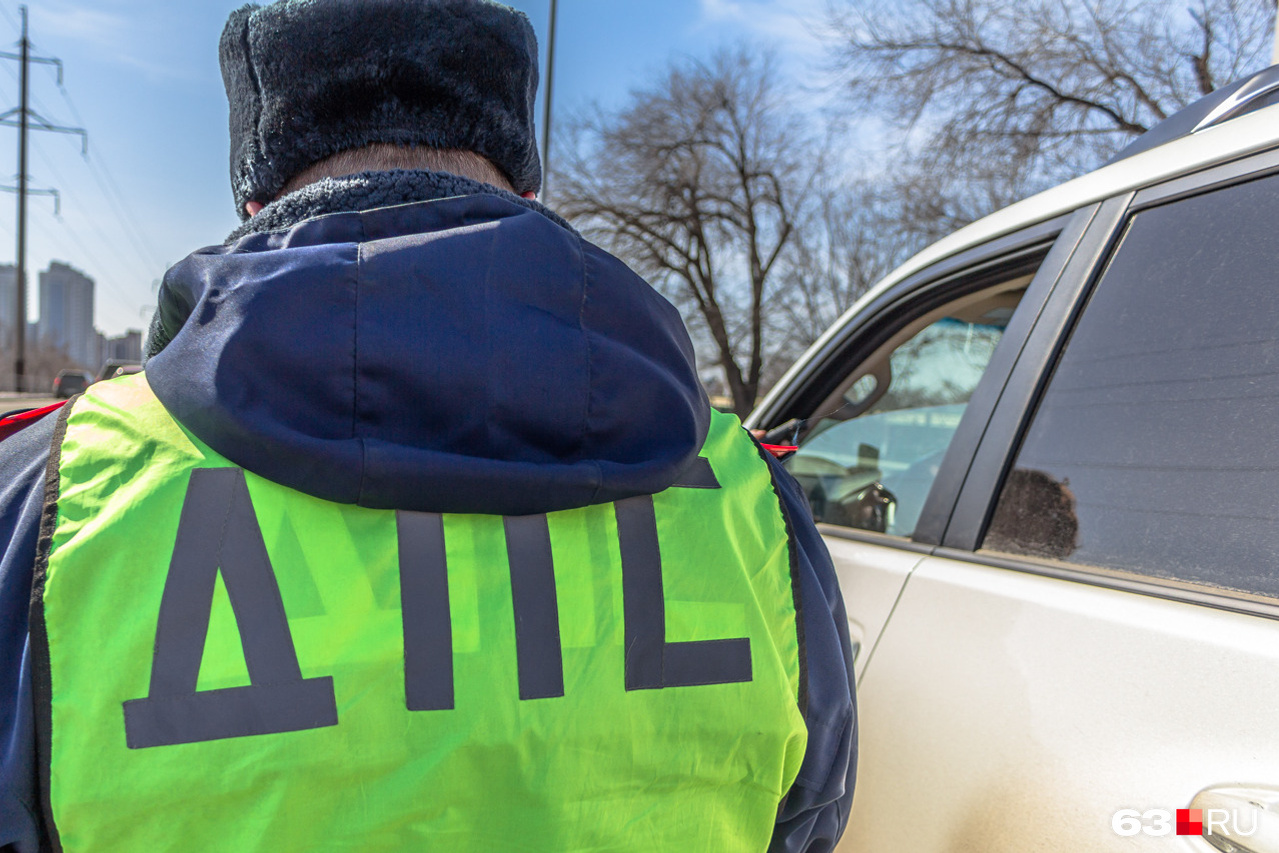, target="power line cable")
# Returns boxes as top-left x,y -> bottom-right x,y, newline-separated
33,111 -> 159,281
28,142 -> 152,306
0,46 -> 154,319
30,210 -> 118,301
0,6 -> 17,41
28,202 -> 140,316
54,80 -> 166,270
21,89 -> 150,278
30,125 -> 68,185
79,147 -> 165,273
10,71 -> 162,280
31,224 -> 150,346
44,203 -> 151,312
55,223 -> 147,314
